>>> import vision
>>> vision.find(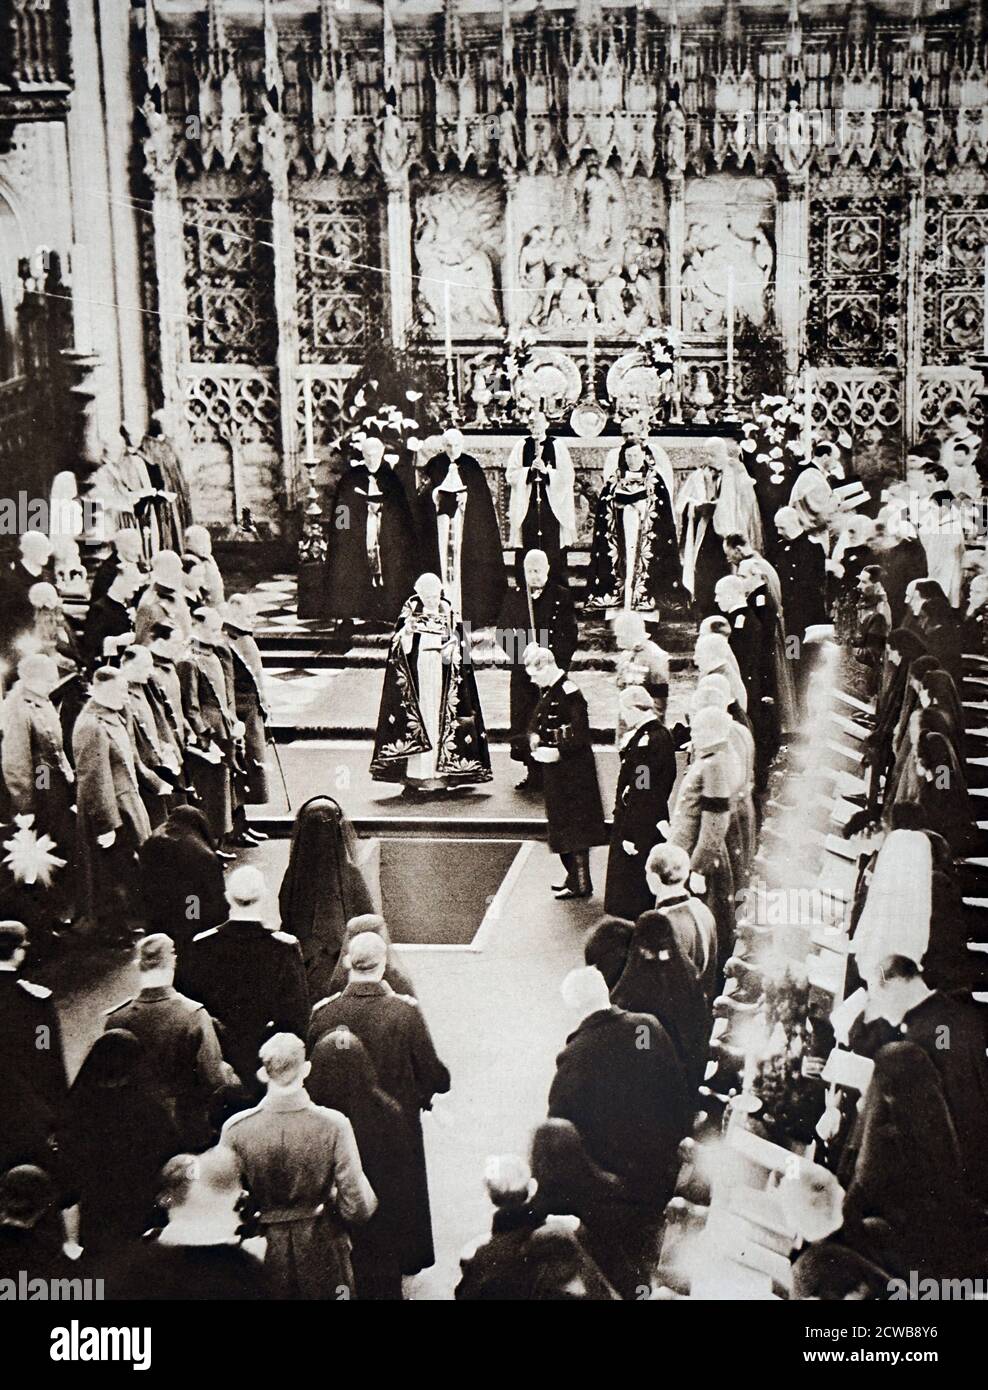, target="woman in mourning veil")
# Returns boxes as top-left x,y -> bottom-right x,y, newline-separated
610,910 -> 711,1094
306,1025 -> 418,1299
58,1030 -> 178,1256
278,795 -> 380,1000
